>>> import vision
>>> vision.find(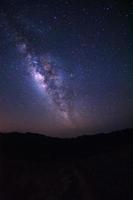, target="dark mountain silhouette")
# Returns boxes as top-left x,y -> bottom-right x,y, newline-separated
0,129 -> 133,200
